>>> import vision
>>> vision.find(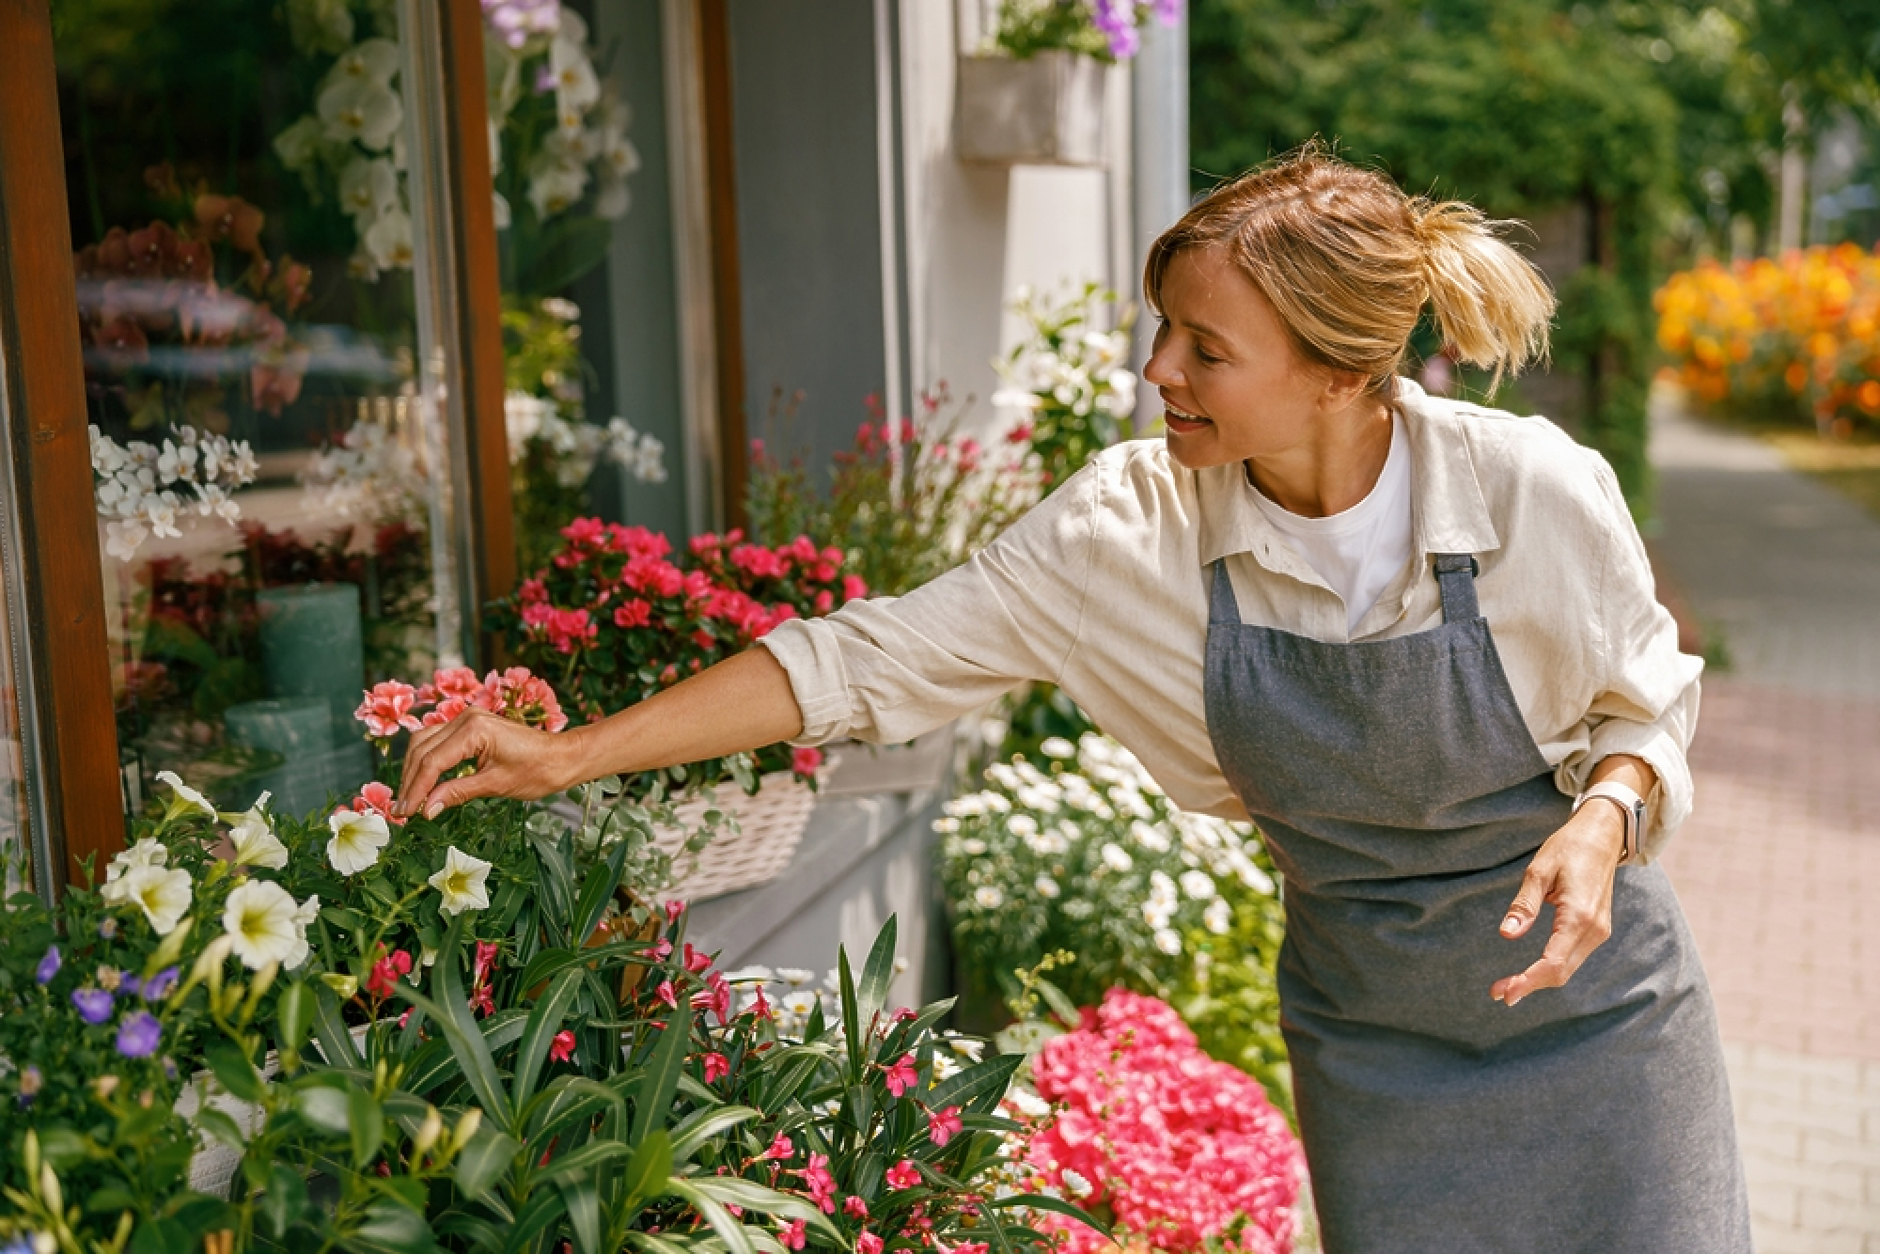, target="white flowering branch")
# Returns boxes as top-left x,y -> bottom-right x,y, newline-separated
91,425 -> 260,562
